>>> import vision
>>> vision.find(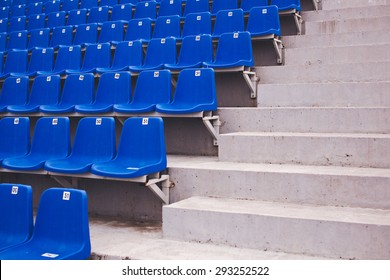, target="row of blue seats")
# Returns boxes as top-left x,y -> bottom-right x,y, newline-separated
0,116 -> 167,178
1,0 -> 129,10
0,184 -> 90,260
0,32 -> 253,78
0,68 -> 217,114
